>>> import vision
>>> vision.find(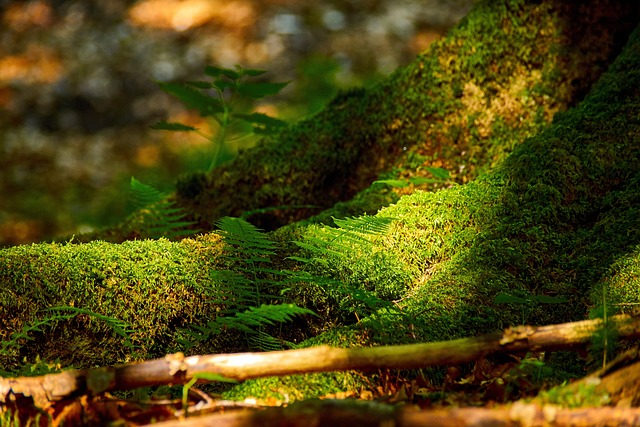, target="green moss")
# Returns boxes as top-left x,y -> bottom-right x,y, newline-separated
537,381 -> 610,408
0,235 -> 223,368
2,0 -> 640,404
224,26 -> 640,400
222,327 -> 371,402
177,20 -> 640,400
271,5 -> 640,339
591,244 -> 640,311
222,371 -> 366,403
72,0 -> 637,243
232,25 -> 640,404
